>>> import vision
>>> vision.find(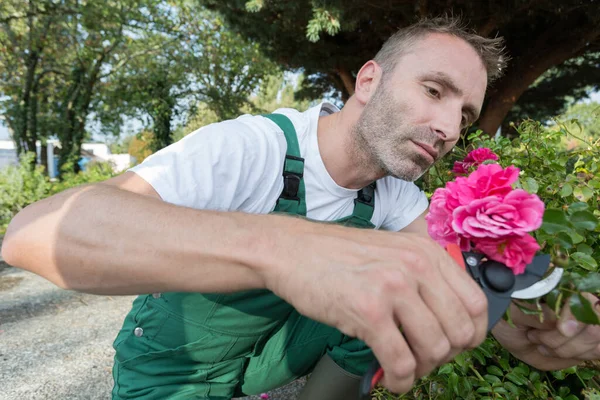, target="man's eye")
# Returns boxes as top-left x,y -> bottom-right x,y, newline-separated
426,87 -> 440,98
